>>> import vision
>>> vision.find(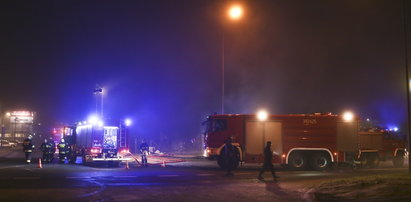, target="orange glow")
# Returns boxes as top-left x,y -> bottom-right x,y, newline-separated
282,154 -> 286,158
228,5 -> 243,20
